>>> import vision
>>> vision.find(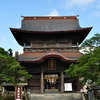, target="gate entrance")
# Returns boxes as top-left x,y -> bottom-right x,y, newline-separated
44,74 -> 59,93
